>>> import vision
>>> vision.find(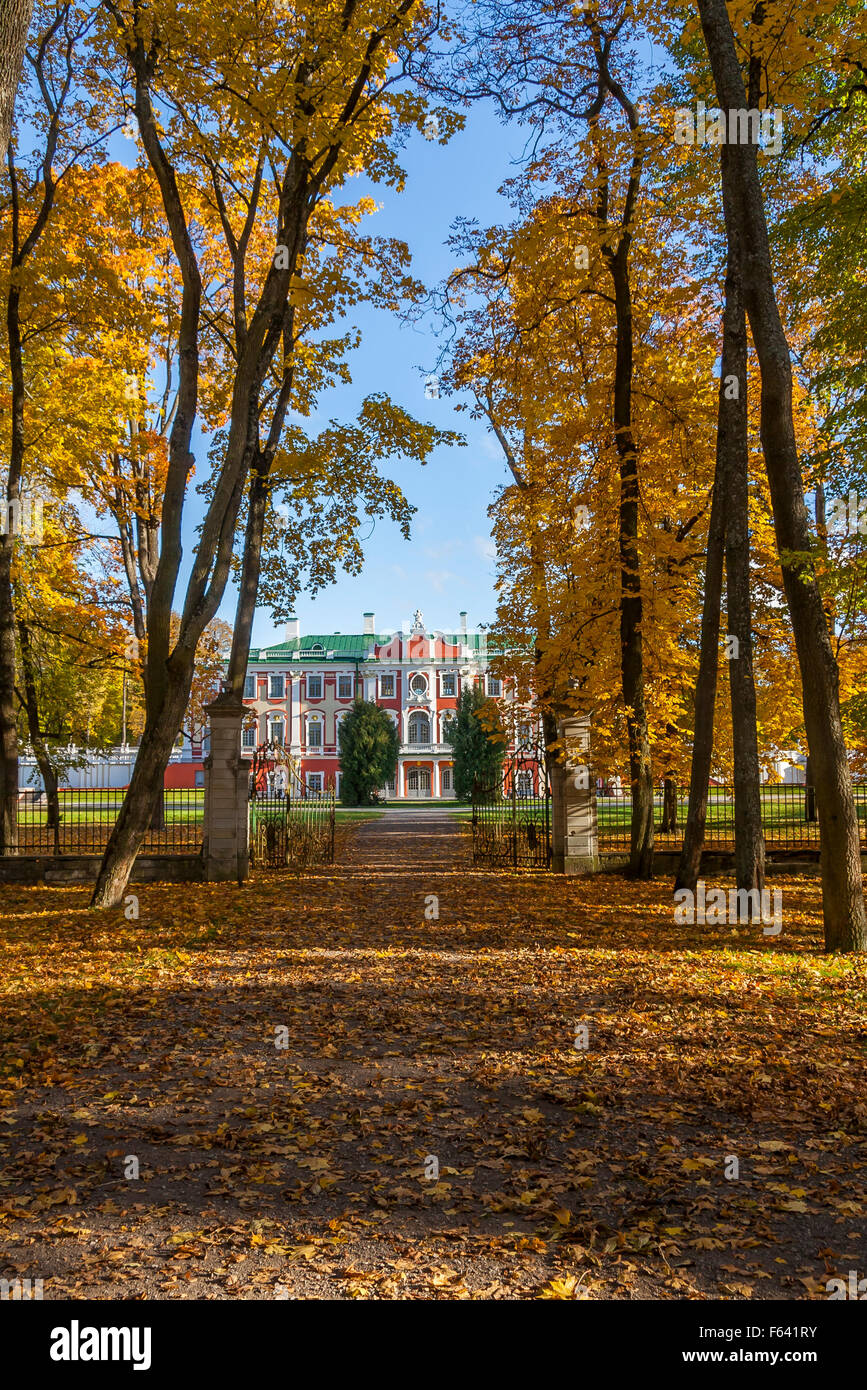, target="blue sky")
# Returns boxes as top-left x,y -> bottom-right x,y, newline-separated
239,103 -> 525,648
